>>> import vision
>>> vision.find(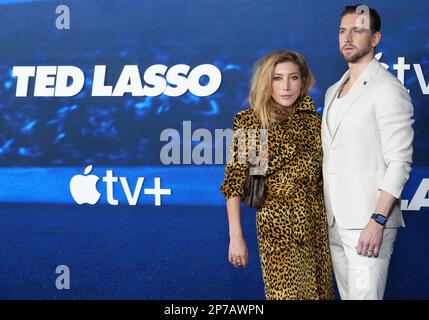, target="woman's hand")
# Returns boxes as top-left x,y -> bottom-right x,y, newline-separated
225,196 -> 247,268
228,235 -> 248,268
